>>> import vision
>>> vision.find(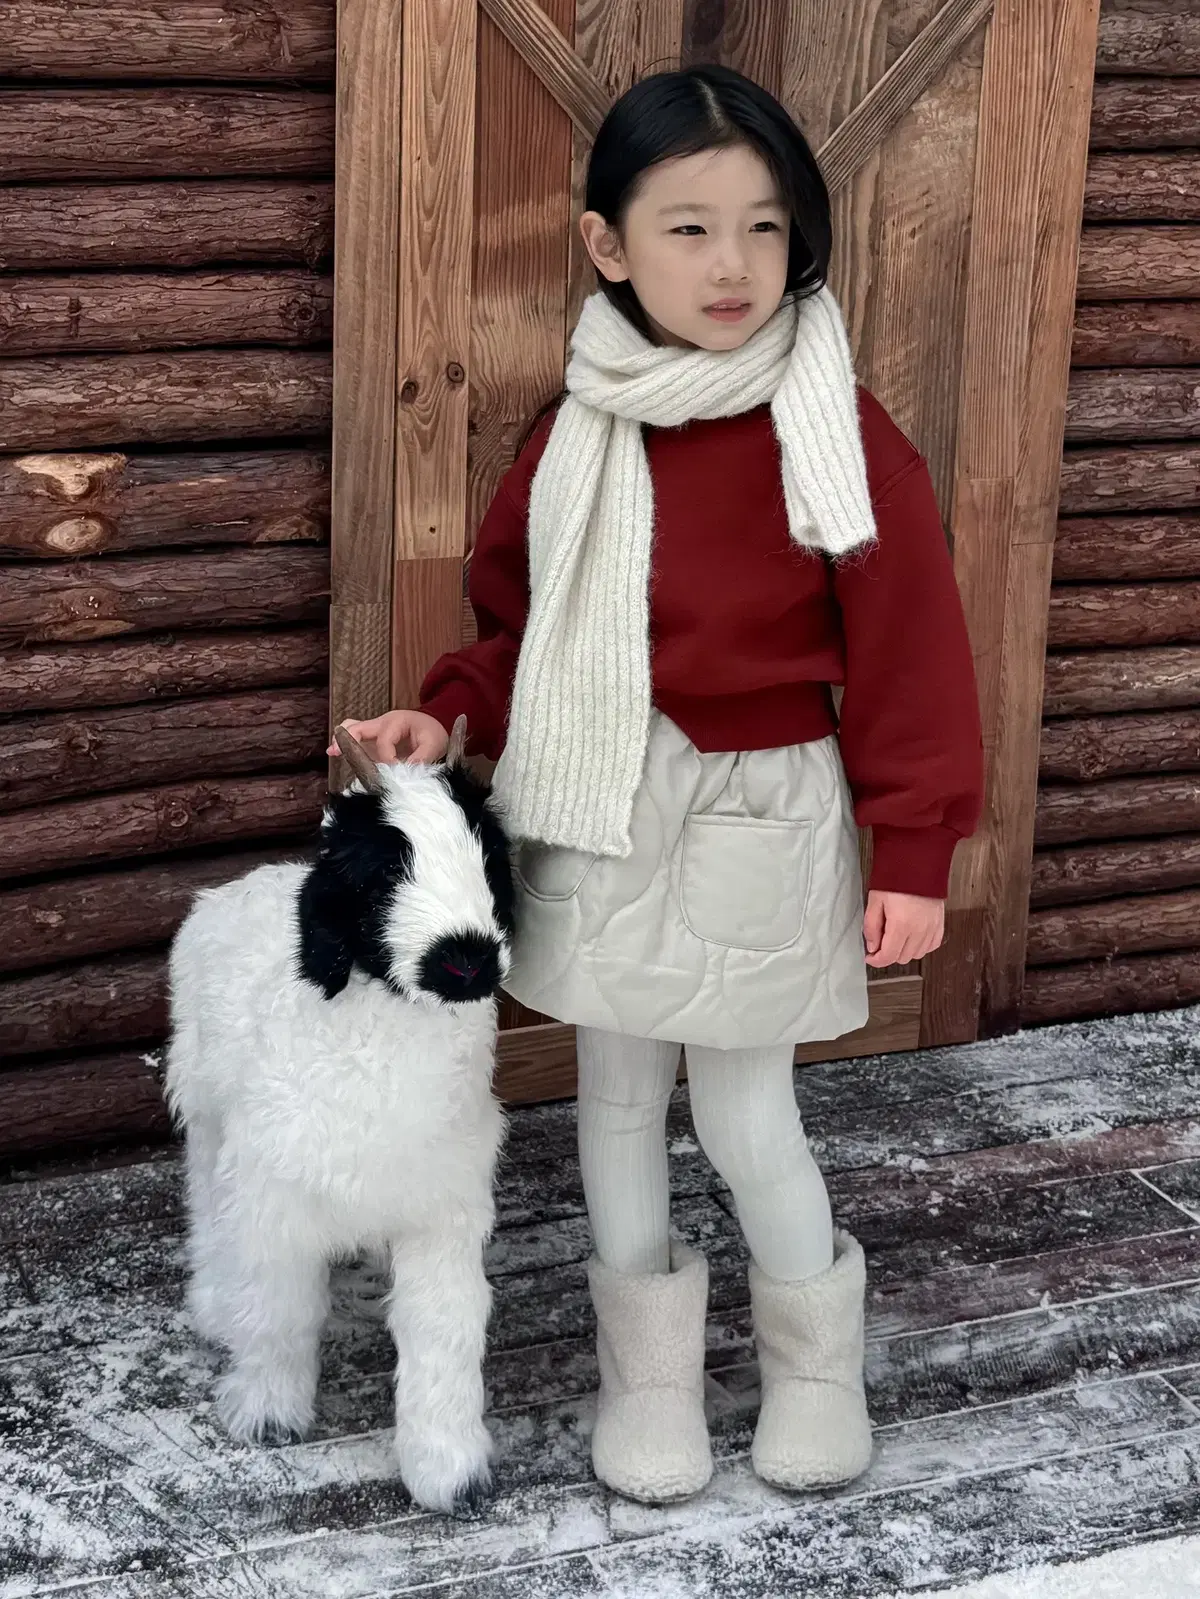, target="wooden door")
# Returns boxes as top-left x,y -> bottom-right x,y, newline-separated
331,0 -> 1101,1101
